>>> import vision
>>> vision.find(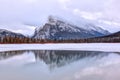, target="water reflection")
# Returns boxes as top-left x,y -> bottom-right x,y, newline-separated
0,50 -> 120,80
0,50 -> 110,68
34,50 -> 110,69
